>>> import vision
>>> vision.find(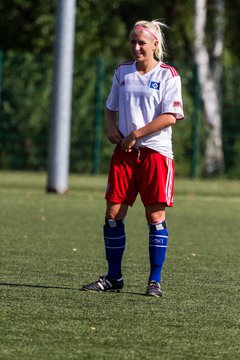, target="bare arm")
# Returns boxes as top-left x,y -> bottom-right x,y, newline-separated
105,108 -> 123,144
121,113 -> 176,152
